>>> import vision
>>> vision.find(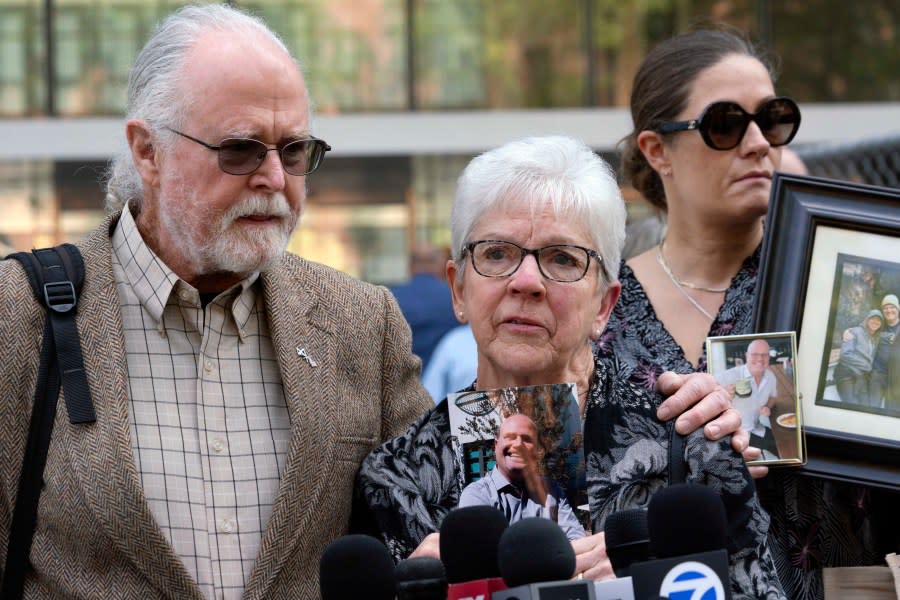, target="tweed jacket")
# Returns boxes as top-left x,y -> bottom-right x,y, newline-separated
0,213 -> 433,599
